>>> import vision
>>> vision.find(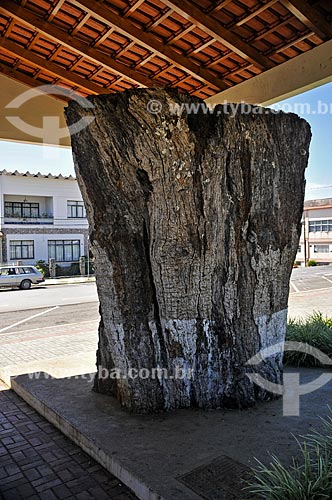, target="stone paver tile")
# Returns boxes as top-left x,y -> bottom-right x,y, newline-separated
0,388 -> 136,499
